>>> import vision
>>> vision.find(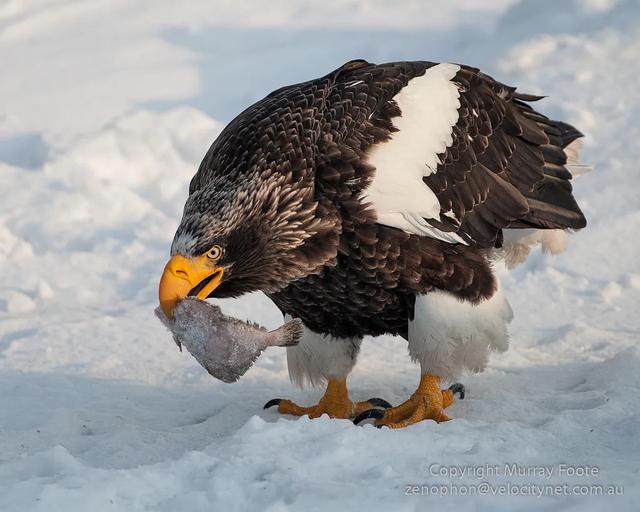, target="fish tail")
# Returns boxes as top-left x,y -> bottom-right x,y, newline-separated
269,319 -> 303,347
